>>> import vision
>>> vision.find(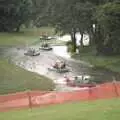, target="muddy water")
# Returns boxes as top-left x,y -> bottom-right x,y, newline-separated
1,45 -> 120,91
